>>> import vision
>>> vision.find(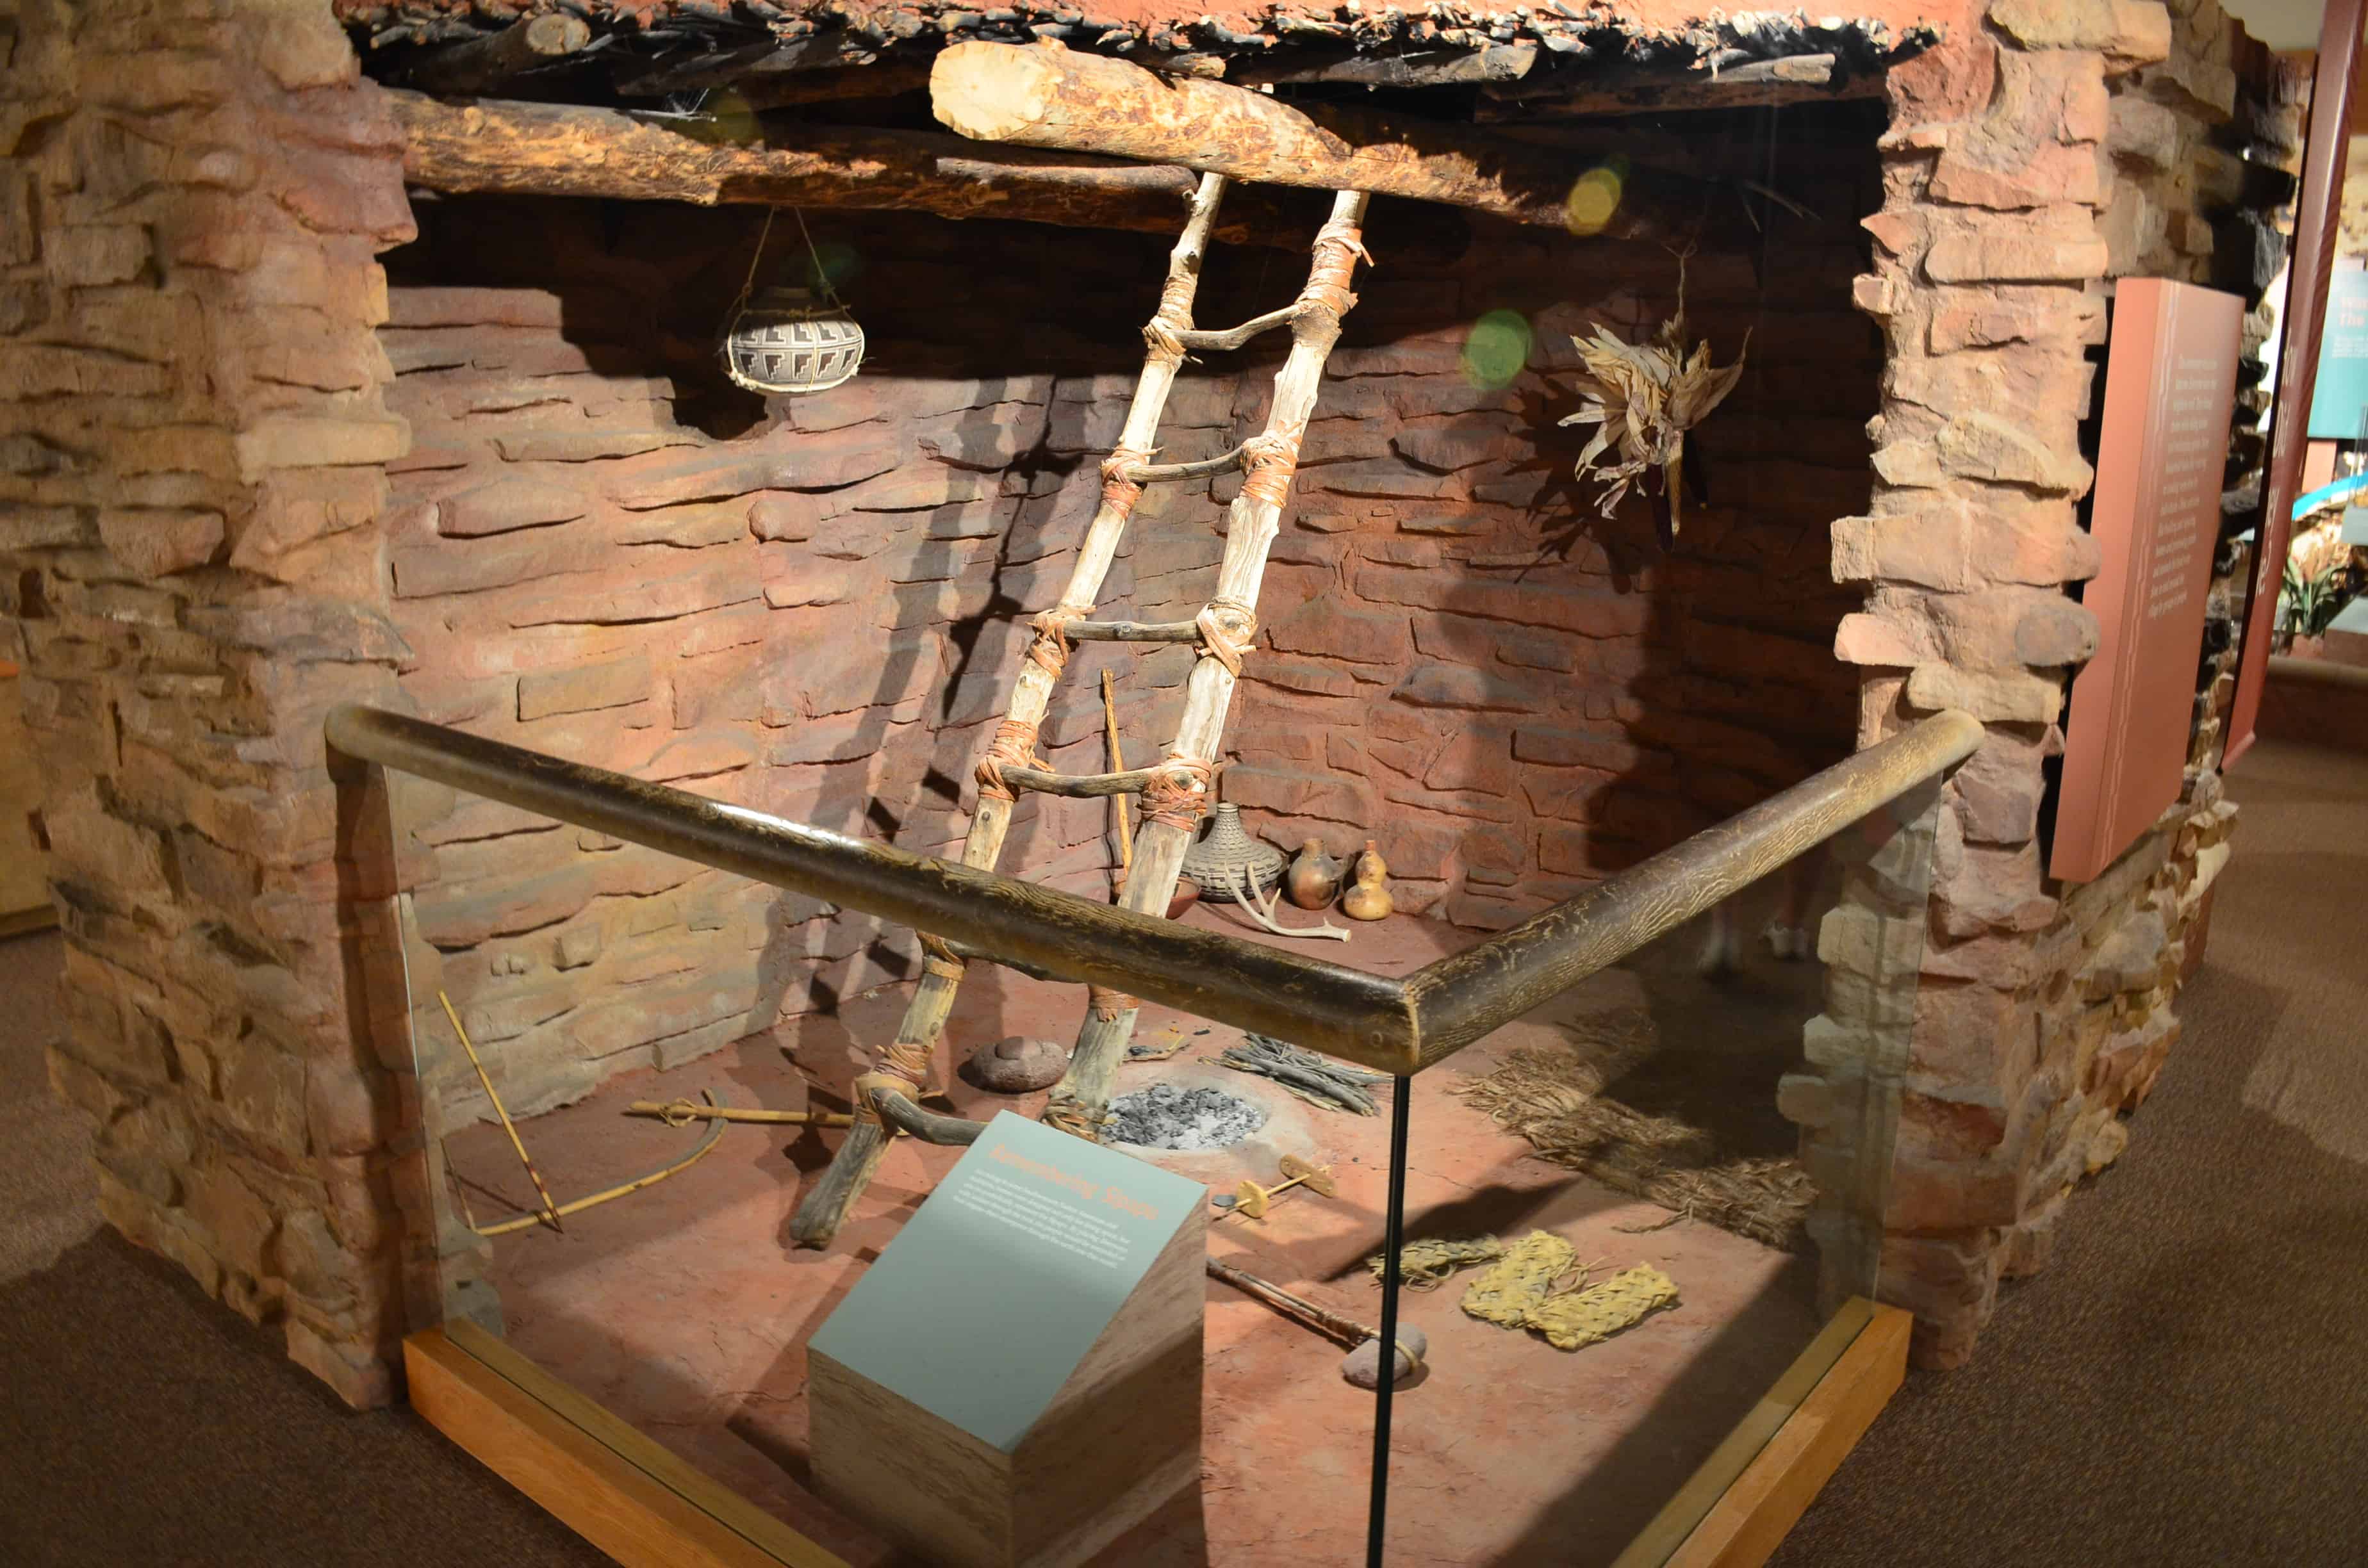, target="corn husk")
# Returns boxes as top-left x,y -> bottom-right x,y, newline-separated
1559,312 -> 1747,533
